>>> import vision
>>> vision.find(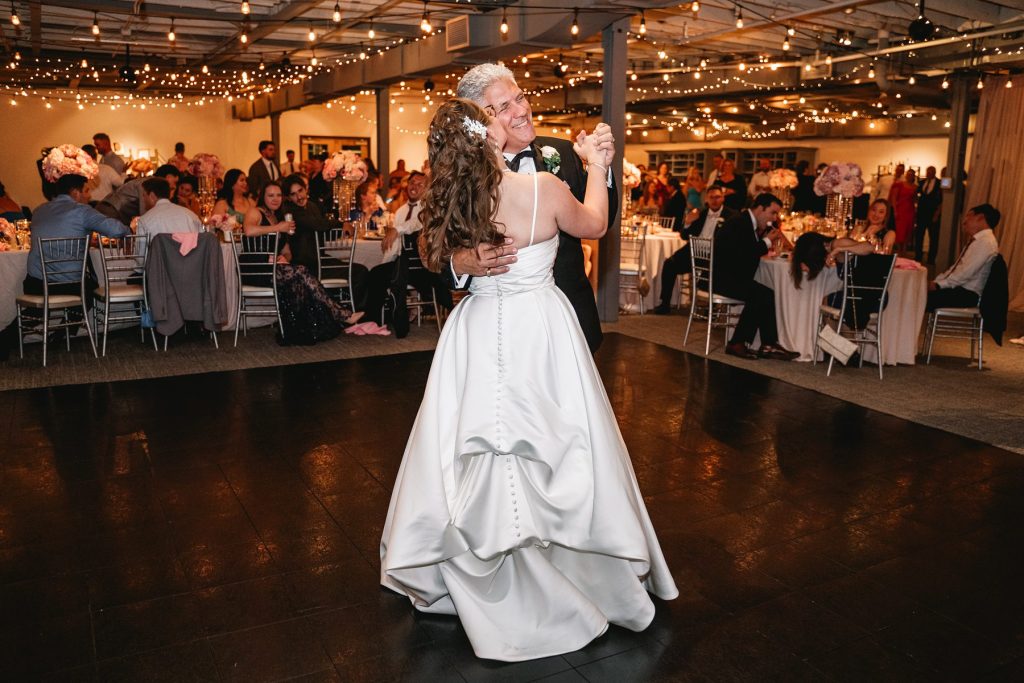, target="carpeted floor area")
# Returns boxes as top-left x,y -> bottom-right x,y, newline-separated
604,311 -> 1024,455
